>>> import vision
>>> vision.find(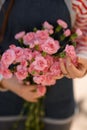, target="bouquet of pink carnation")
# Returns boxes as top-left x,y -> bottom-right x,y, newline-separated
0,19 -> 82,130
0,19 -> 82,87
